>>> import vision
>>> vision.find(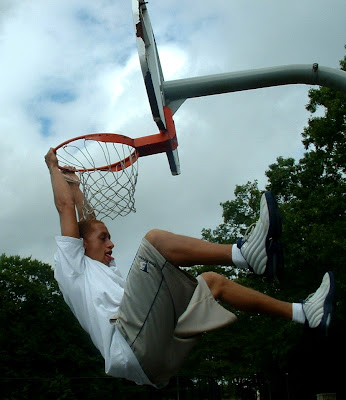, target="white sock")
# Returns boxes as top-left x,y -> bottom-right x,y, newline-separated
292,303 -> 306,324
231,245 -> 248,269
